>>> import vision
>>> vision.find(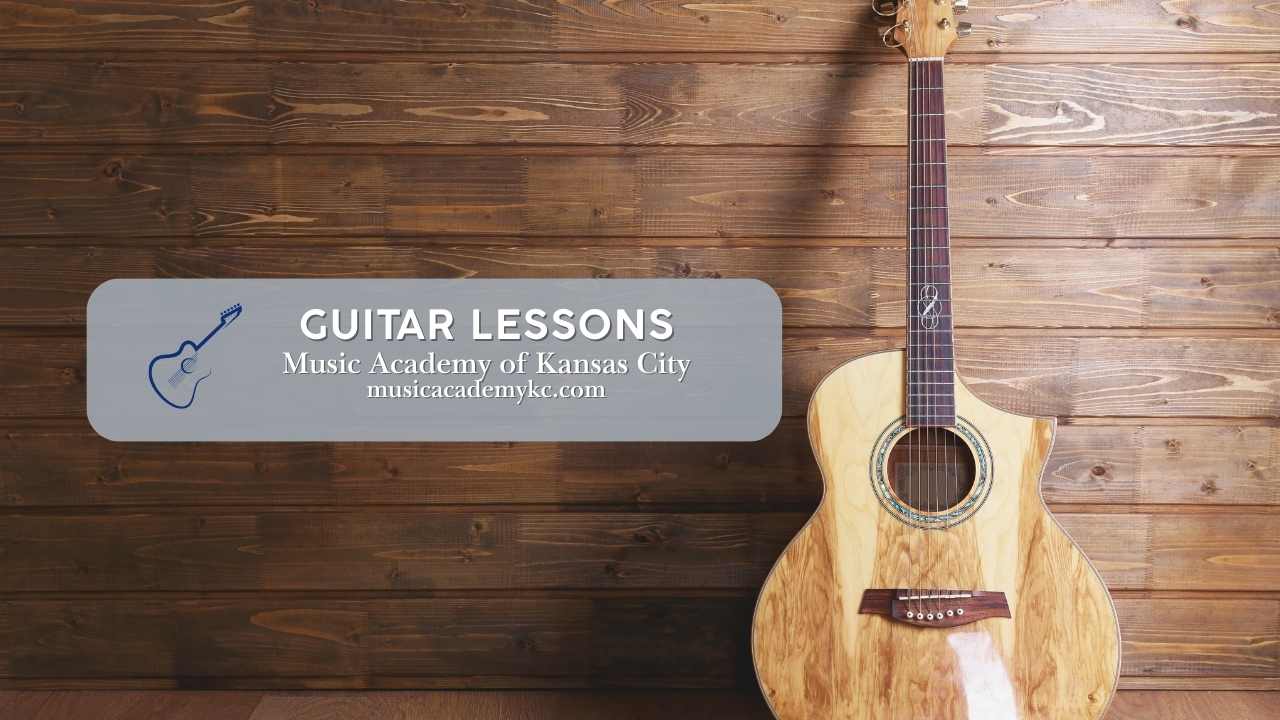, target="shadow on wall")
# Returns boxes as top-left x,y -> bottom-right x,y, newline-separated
735,0 -> 886,693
